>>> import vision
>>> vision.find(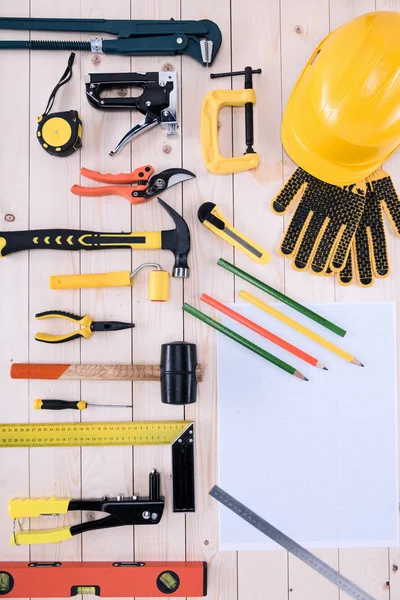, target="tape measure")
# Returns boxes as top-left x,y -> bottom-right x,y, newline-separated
210,486 -> 376,600
36,53 -> 82,158
37,110 -> 82,157
0,421 -> 190,448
